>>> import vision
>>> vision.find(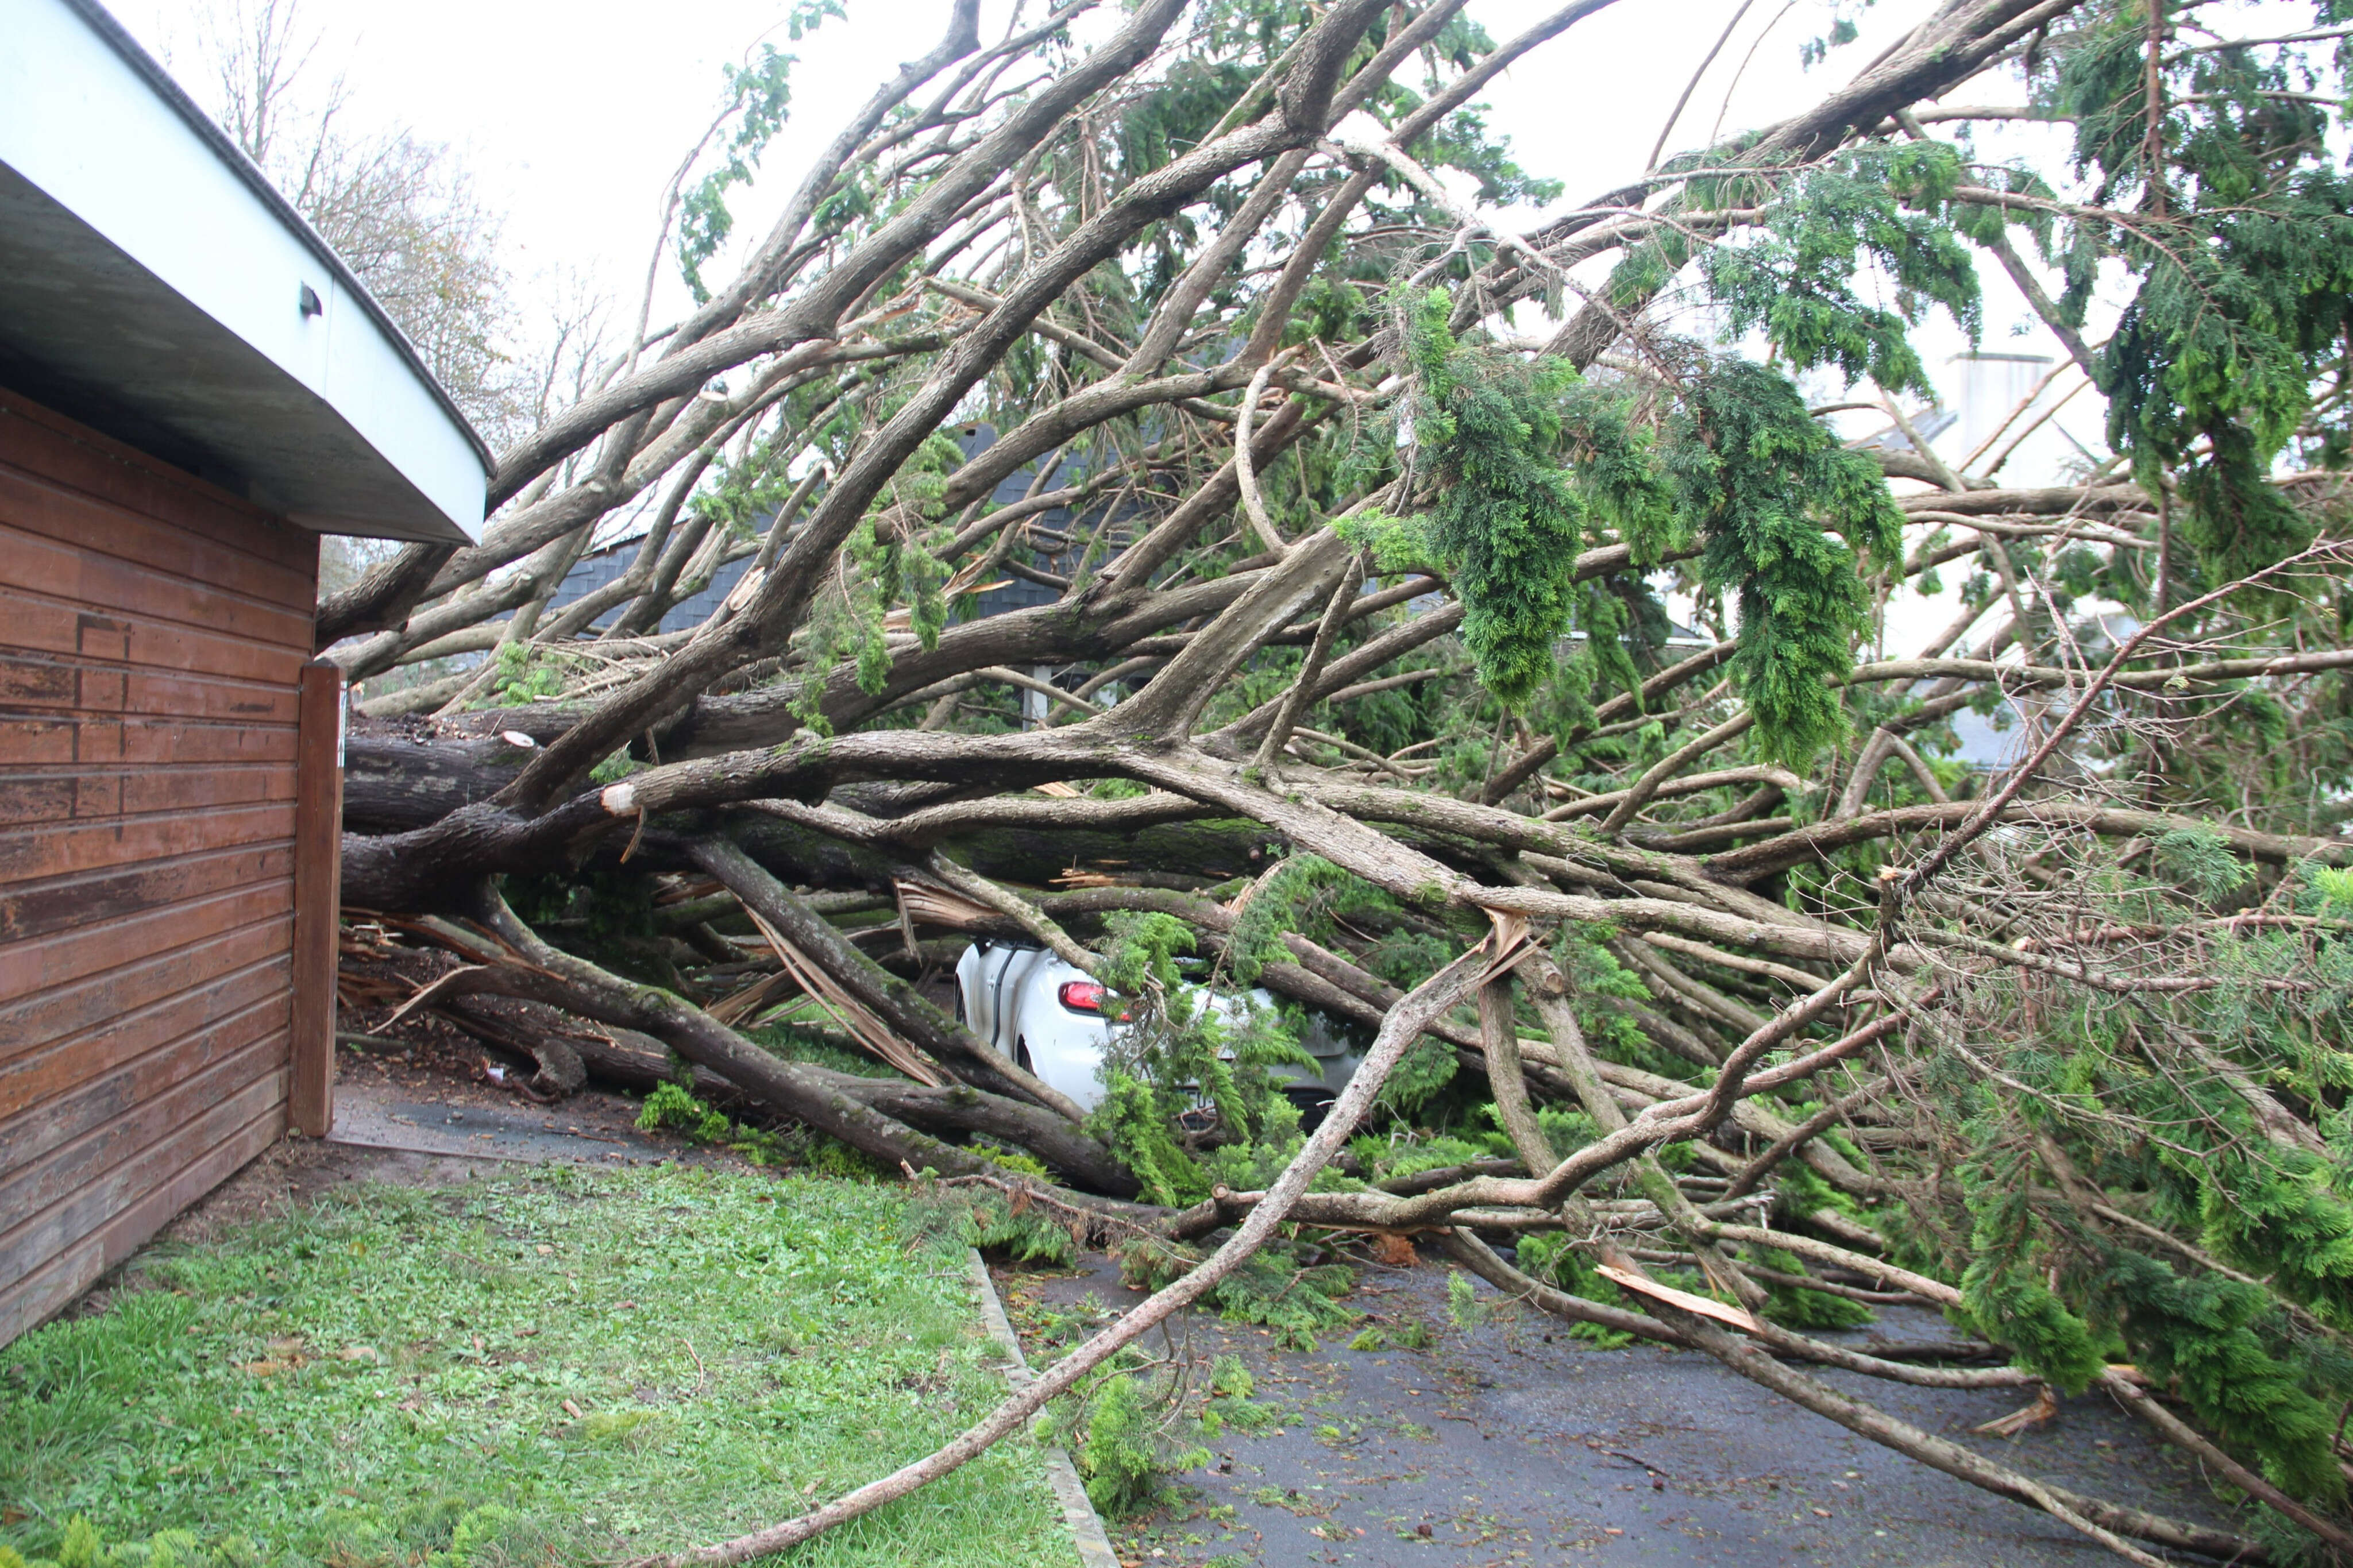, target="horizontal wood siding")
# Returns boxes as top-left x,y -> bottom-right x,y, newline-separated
0,389 -> 317,1347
